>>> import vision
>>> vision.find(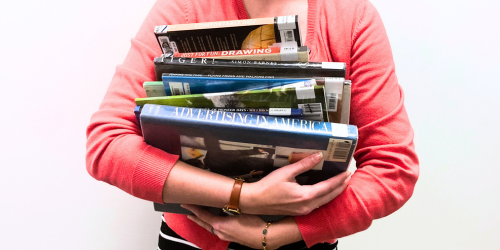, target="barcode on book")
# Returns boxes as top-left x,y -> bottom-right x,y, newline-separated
298,103 -> 323,121
327,93 -> 338,112
158,36 -> 172,54
280,30 -> 295,42
168,81 -> 184,95
326,138 -> 352,162
170,41 -> 179,53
